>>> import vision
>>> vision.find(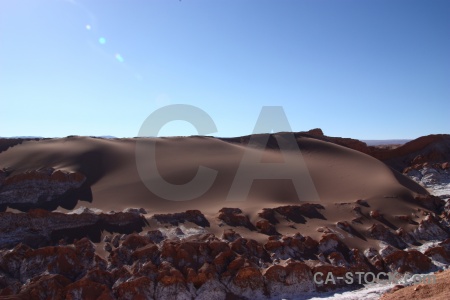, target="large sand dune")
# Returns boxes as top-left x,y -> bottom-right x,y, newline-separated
0,134 -> 427,214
